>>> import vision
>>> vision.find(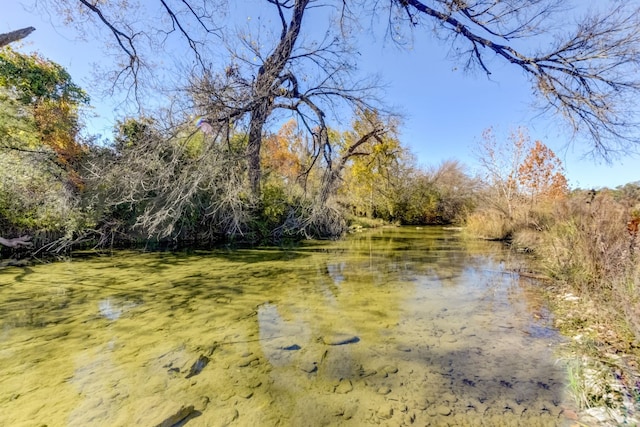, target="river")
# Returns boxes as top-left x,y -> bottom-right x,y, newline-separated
0,227 -> 575,426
